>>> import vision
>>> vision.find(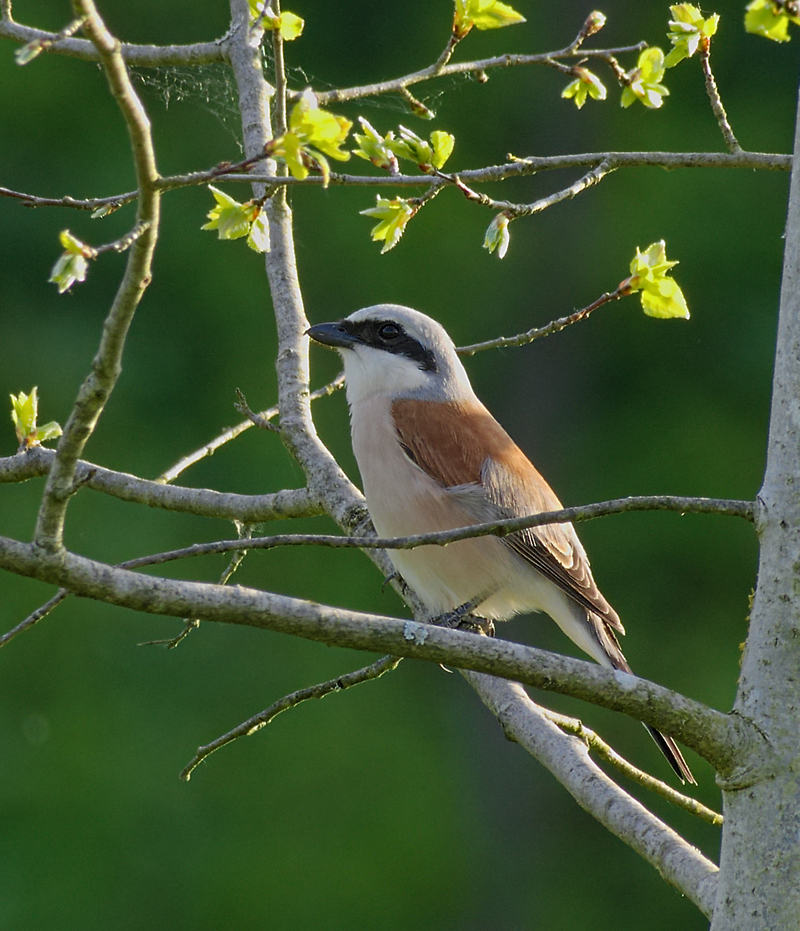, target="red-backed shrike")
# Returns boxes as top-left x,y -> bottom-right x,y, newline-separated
307,304 -> 695,784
